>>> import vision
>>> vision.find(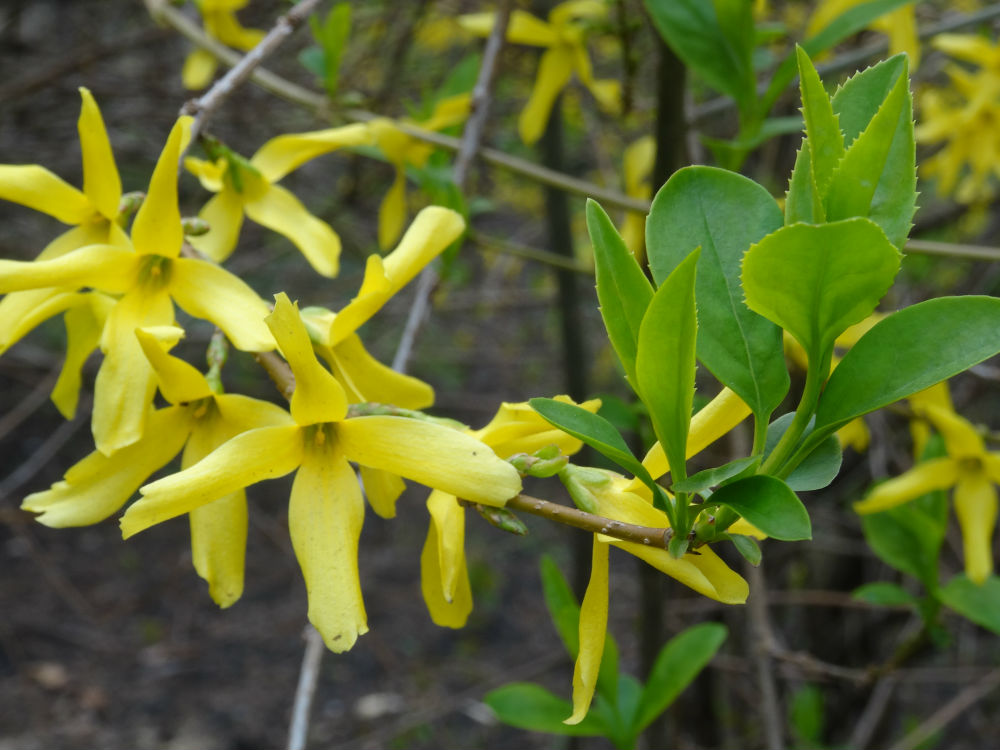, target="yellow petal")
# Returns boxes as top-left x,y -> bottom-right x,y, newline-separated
331,206 -> 466,344
0,165 -> 92,224
135,326 -> 215,405
359,466 -> 406,519
188,187 -> 245,263
377,168 -> 408,250
0,244 -> 136,296
913,402 -> 985,458
519,46 -> 574,145
320,334 -> 434,409
420,502 -> 474,628
243,184 -> 341,277
931,33 -> 996,65
459,10 -> 557,47
184,156 -> 226,192
624,136 -> 655,195
92,290 -> 175,455
427,490 -> 467,604
77,88 -> 121,220
482,396 -> 601,457
21,406 -> 191,527
214,392 -> 293,432
131,117 -> 193,258
954,473 -> 997,585
417,94 -> 471,132
266,293 -> 347,424
549,1 -> 607,27
209,9 -> 265,49
250,124 -> 372,183
170,257 -> 274,352
0,289 -> 79,353
126,423 -> 304,536
837,418 -> 870,453
37,222 -> 121,261
565,537 -> 609,725
909,382 -> 954,458
290,446 -> 368,652
190,493 -> 247,608
51,294 -> 114,419
182,48 -> 218,89
853,457 -> 959,514
338,416 -> 522,506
